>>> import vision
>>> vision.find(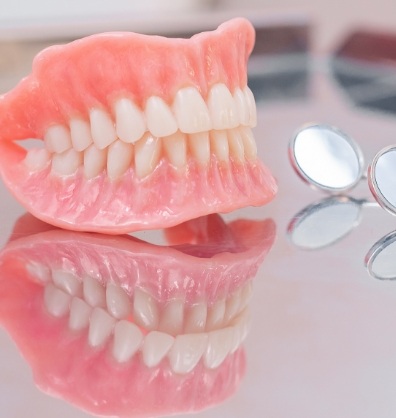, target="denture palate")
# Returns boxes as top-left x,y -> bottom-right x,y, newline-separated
25,83 -> 258,180
36,264 -> 252,374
